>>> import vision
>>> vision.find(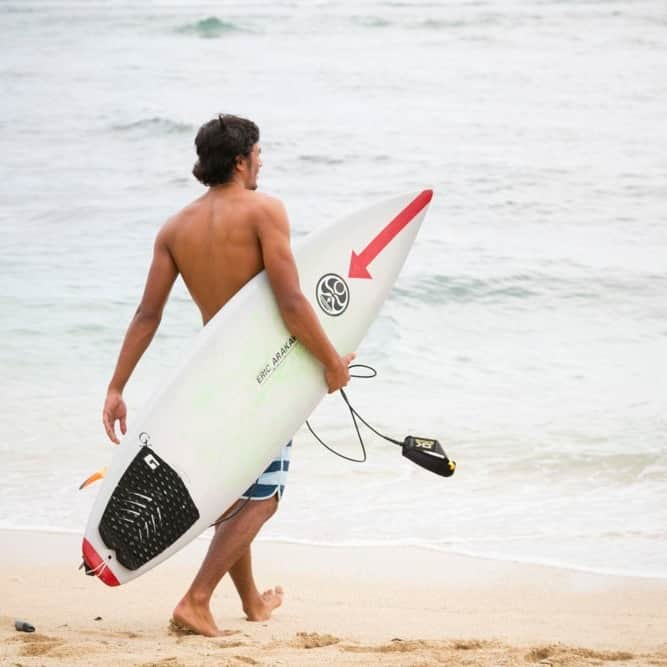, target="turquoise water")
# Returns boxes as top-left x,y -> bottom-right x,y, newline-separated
1,0 -> 666,577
